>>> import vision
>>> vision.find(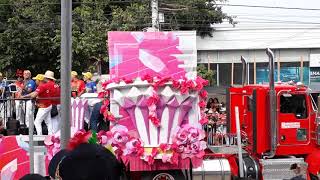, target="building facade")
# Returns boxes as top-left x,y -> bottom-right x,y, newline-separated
196,26 -> 320,91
